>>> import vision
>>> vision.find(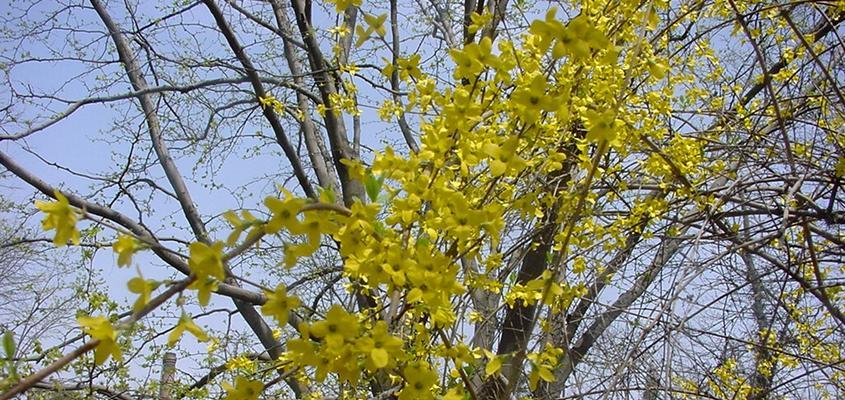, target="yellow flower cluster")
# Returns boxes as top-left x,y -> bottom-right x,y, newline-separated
527,344 -> 564,390
222,376 -> 263,400
286,307 -> 404,384
46,1 -> 748,395
225,355 -> 257,373
258,94 -> 284,115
